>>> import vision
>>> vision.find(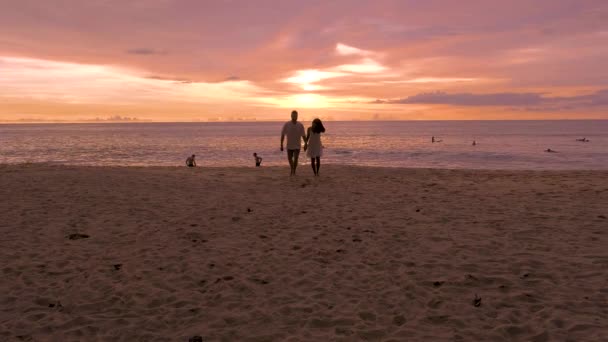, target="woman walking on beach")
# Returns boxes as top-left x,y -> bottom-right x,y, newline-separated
306,118 -> 325,176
